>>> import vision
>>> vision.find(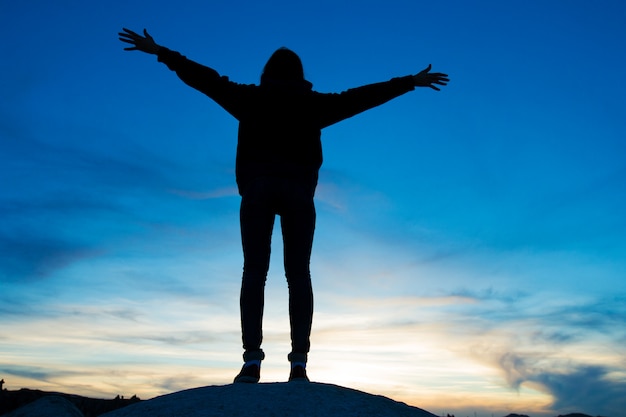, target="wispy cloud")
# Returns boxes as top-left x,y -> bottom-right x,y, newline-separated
1,364 -> 69,382
168,186 -> 238,200
498,354 -> 626,416
0,232 -> 98,282
0,116 -> 240,285
306,286 -> 626,415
